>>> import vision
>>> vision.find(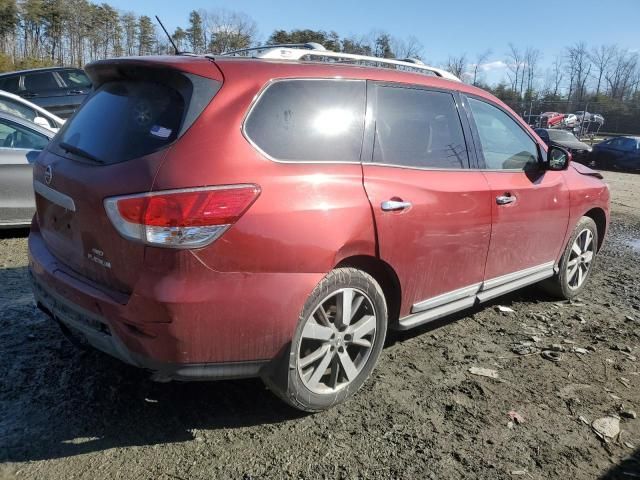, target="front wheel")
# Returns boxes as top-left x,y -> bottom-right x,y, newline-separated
264,268 -> 388,412
541,216 -> 598,299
